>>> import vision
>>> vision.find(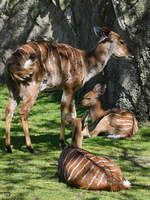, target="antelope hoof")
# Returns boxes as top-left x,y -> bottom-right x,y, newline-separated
5,145 -> 12,153
26,146 -> 35,153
